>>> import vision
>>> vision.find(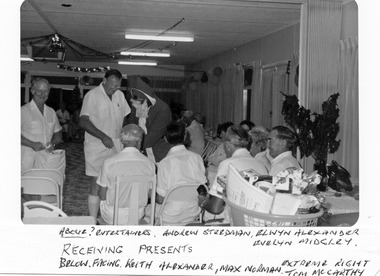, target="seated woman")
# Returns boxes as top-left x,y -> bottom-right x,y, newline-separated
207,121 -> 234,166
248,125 -> 272,172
